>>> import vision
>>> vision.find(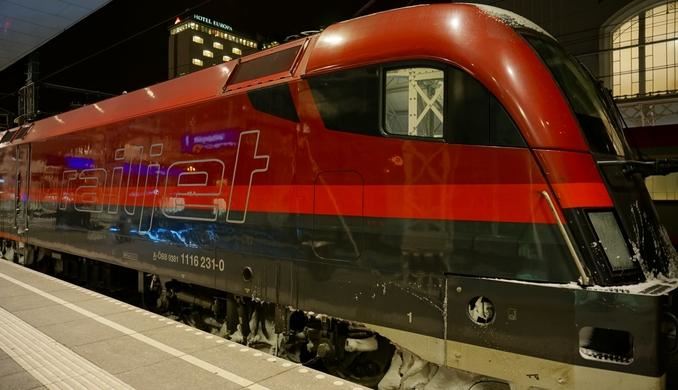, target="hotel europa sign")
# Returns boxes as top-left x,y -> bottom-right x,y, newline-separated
193,14 -> 233,31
